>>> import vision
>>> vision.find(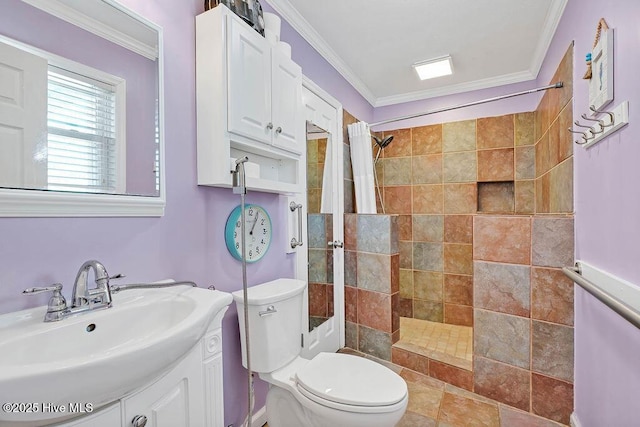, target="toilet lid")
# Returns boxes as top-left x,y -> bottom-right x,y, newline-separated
295,352 -> 407,408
